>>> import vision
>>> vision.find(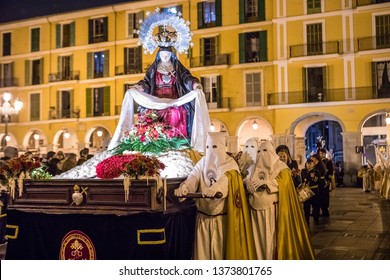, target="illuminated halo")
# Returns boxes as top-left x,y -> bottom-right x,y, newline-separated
137,8 -> 193,54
